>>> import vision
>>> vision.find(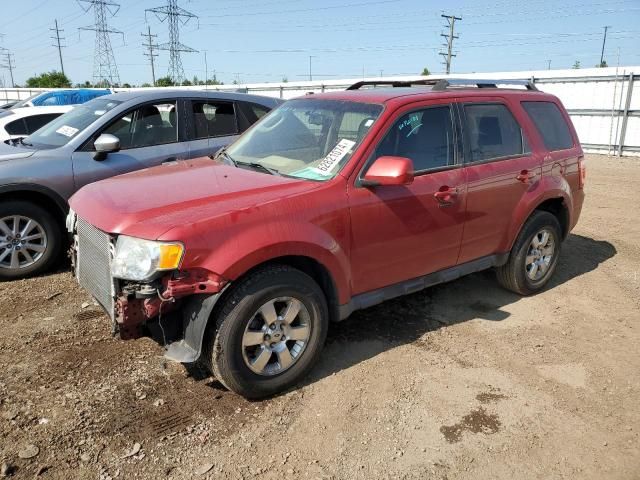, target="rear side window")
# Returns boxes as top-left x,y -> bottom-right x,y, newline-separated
522,101 -> 574,151
5,118 -> 27,136
25,113 -> 63,134
463,104 -> 526,163
192,101 -> 238,139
